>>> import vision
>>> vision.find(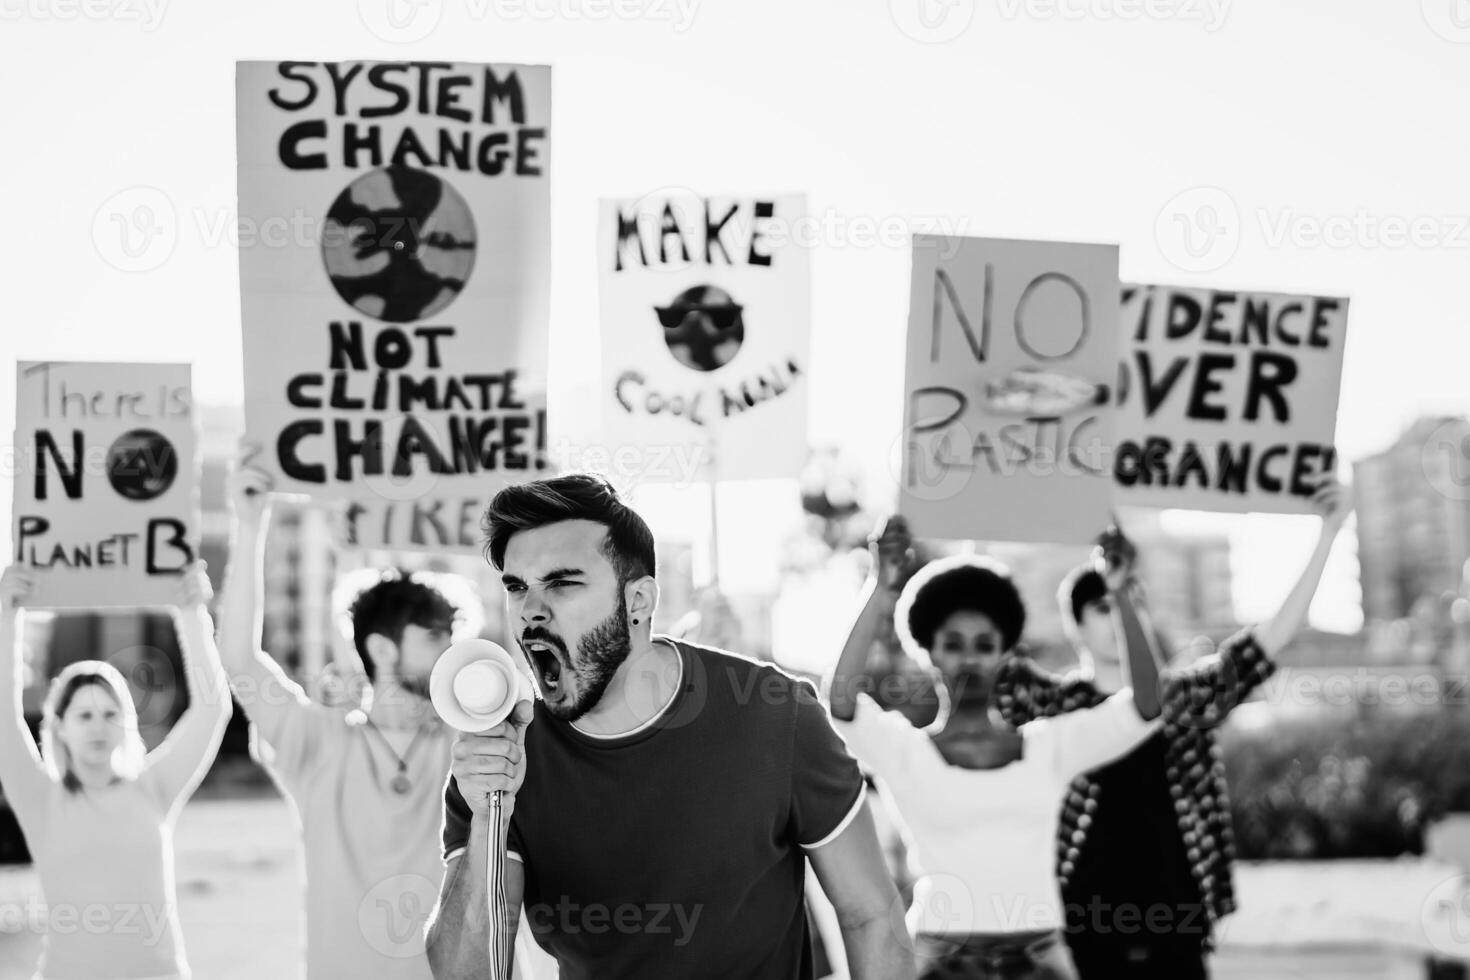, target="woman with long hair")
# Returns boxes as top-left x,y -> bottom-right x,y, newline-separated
0,562 -> 232,980
826,520 -> 1162,980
